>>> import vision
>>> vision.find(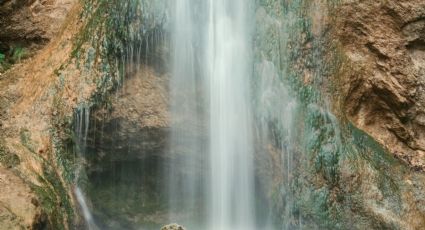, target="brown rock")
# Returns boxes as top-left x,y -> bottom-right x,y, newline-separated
335,0 -> 425,170
0,166 -> 45,229
110,65 -> 169,129
0,0 -> 76,52
0,0 -> 82,229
